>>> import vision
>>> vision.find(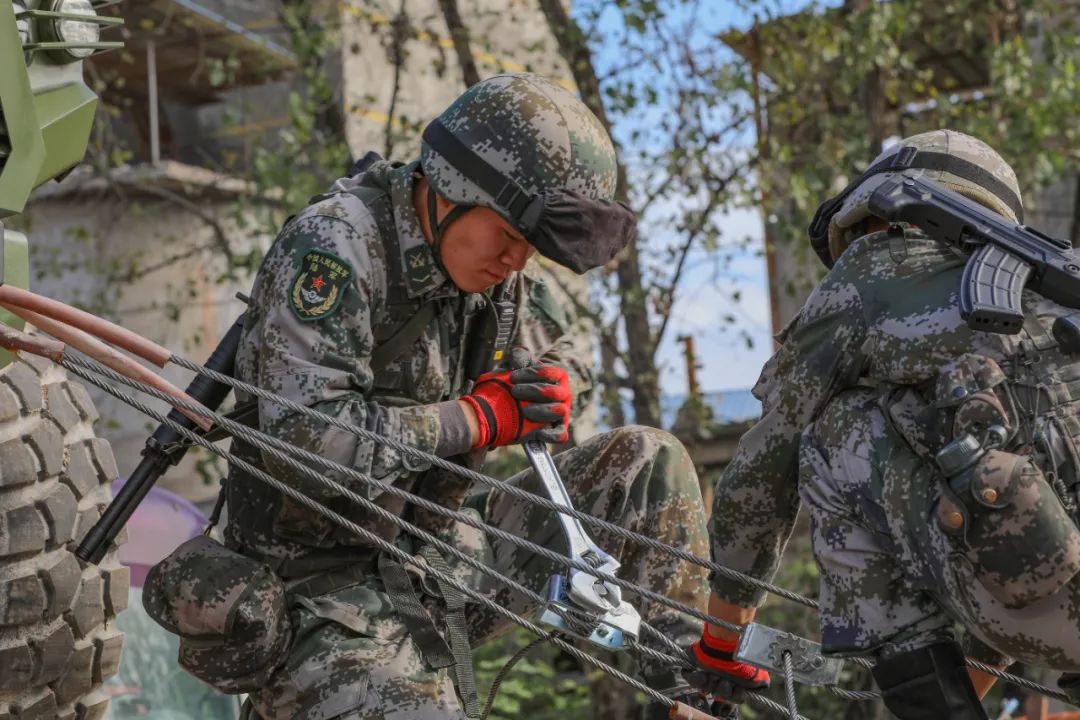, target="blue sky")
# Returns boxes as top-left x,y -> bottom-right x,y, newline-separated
583,1 -> 825,396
